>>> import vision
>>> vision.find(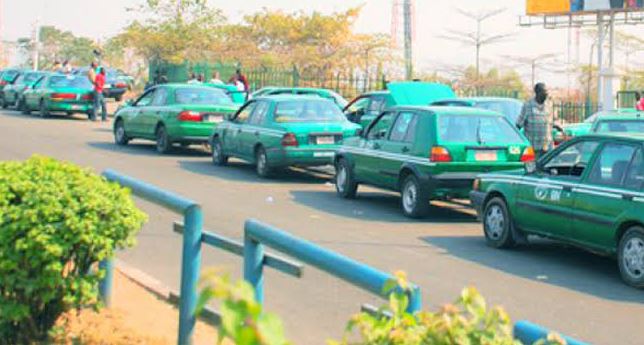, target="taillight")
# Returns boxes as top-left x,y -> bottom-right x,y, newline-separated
177,110 -> 203,122
82,93 -> 93,100
520,147 -> 535,162
50,93 -> 76,99
281,133 -> 299,147
0,80 -> 7,86
430,146 -> 452,162
115,82 -> 127,89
